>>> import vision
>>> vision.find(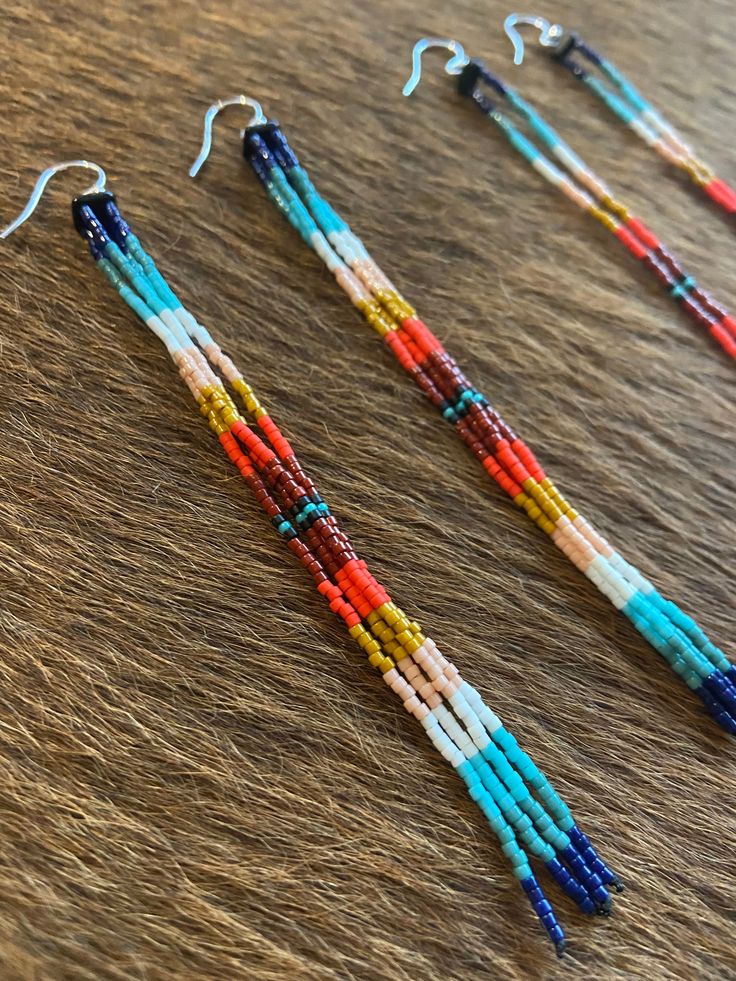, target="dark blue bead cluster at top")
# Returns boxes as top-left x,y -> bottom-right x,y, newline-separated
550,32 -> 604,79
72,192 -> 131,259
457,59 -> 508,115
242,120 -> 299,181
